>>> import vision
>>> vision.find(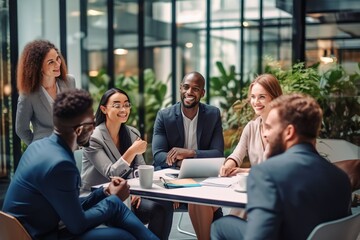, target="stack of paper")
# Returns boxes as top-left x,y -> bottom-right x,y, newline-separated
200,176 -> 238,187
